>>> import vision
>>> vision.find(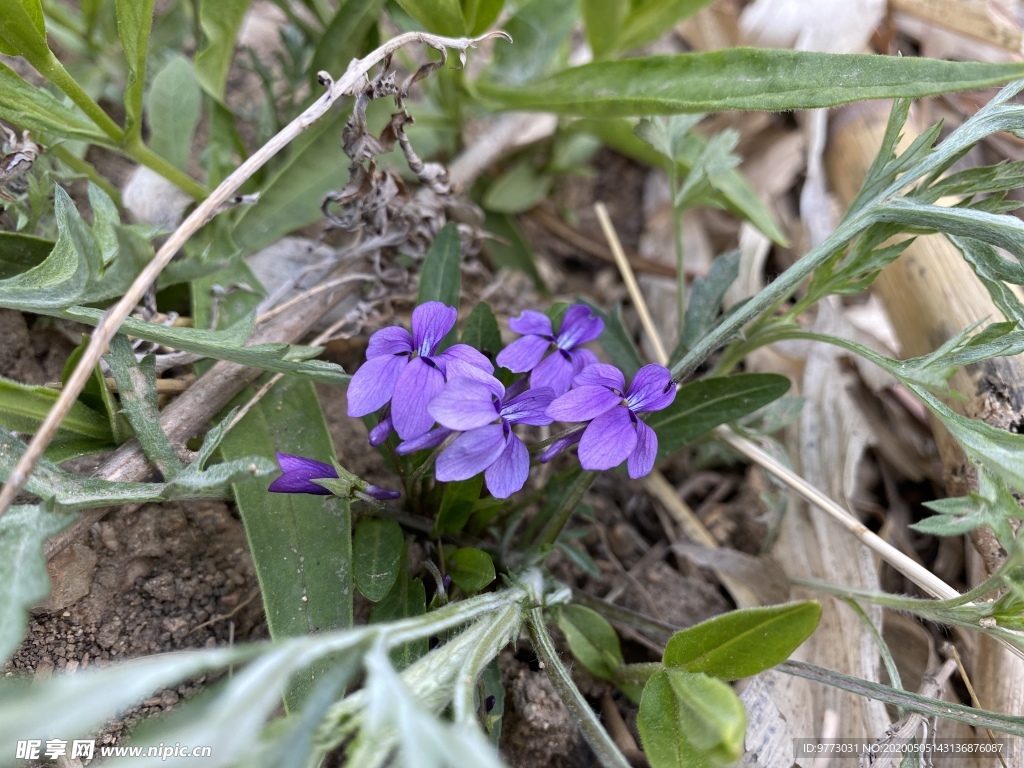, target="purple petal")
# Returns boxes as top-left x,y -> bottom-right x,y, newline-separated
546,385 -> 622,423
508,310 -> 552,337
436,343 -> 495,380
368,414 -> 393,447
346,354 -> 407,417
568,348 -> 599,376
496,334 -> 550,373
485,434 -> 529,498
572,363 -> 626,393
530,350 -> 575,396
627,420 -> 658,479
412,302 -> 457,355
539,428 -> 584,463
625,364 -> 676,413
502,387 -> 555,426
556,305 -> 604,348
578,407 -> 638,471
428,377 -> 500,431
435,425 -> 506,482
365,485 -> 401,500
391,357 -> 445,439
397,426 -> 453,454
366,326 -> 413,358
276,452 -> 336,477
